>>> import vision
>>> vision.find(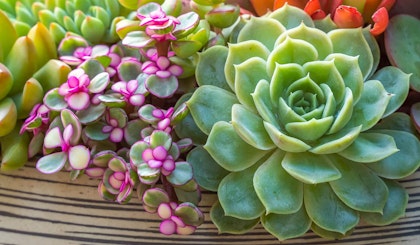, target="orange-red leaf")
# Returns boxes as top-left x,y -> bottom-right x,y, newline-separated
370,7 -> 389,35
333,5 -> 364,28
